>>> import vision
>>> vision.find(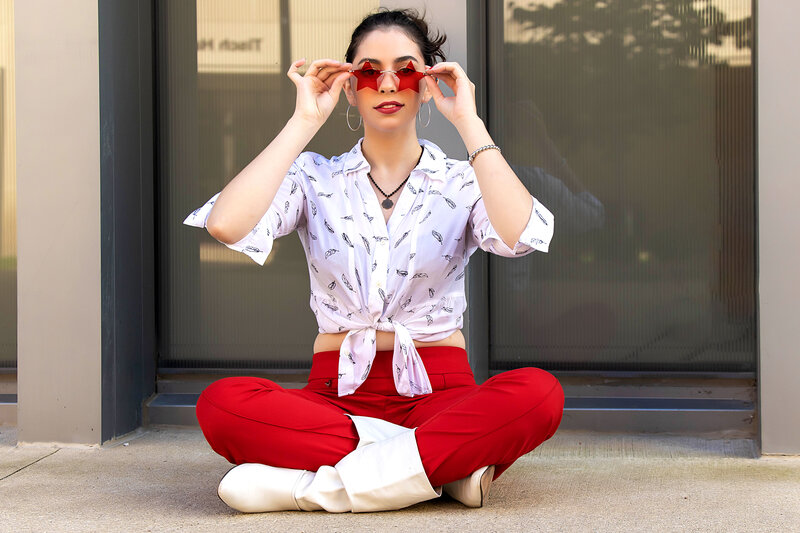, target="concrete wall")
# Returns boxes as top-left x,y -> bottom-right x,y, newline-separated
757,2 -> 800,454
381,0 -> 468,158
16,1 -> 102,444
